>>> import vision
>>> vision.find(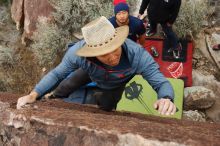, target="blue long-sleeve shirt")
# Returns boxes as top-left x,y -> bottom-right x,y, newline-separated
34,39 -> 174,100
